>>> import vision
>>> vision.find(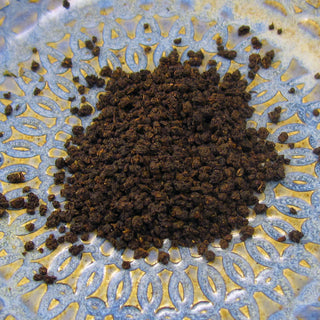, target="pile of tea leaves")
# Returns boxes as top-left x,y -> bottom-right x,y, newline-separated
46,49 -> 289,264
